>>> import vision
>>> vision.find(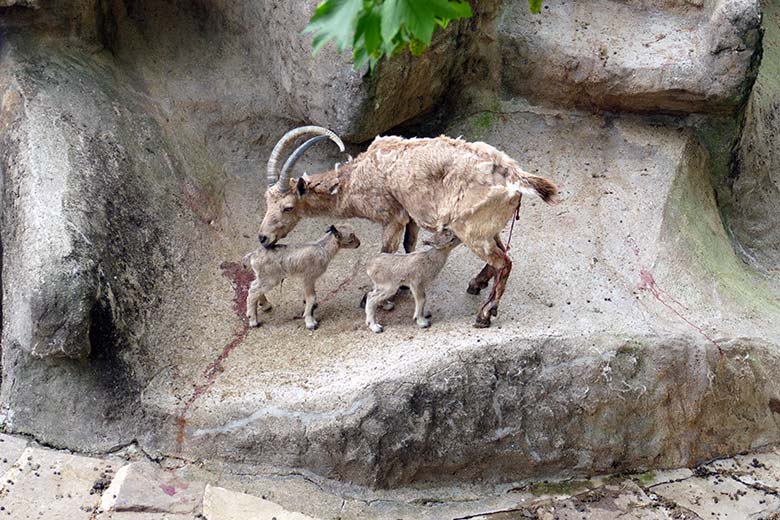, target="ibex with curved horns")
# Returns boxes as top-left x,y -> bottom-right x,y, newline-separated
258,126 -> 559,327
